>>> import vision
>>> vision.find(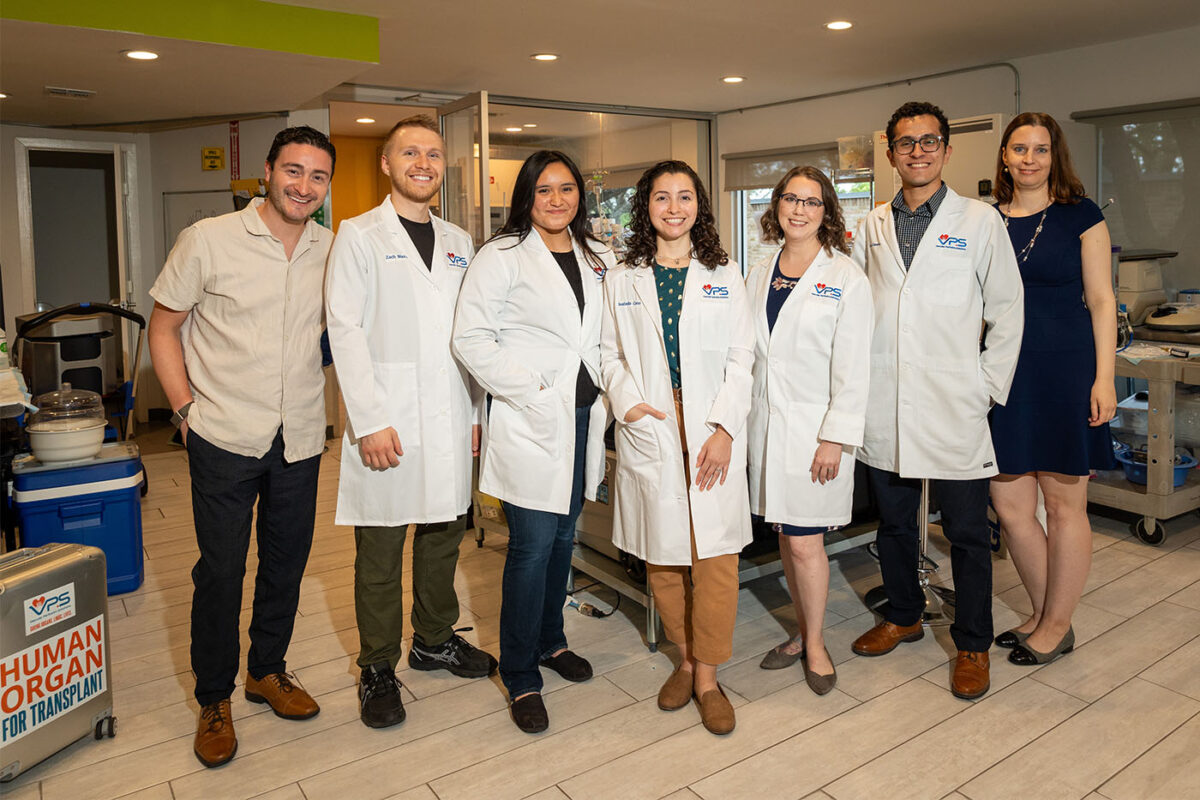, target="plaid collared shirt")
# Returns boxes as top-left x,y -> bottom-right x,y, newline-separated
890,182 -> 948,270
